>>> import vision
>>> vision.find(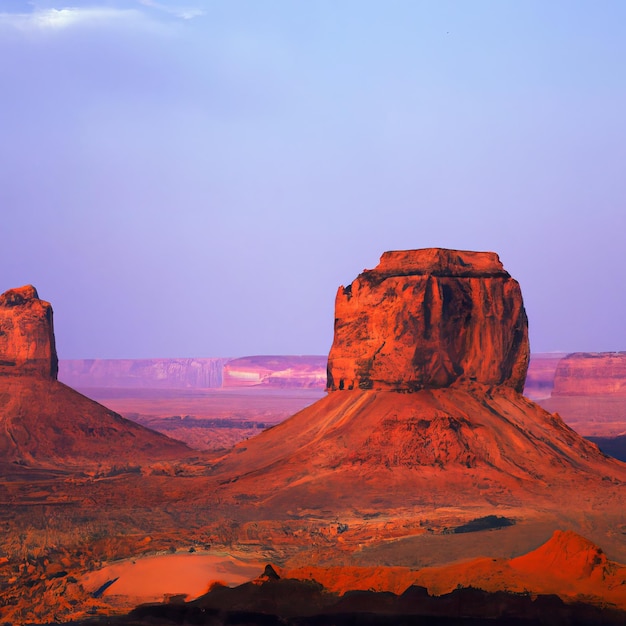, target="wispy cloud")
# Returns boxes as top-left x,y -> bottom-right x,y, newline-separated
0,6 -> 165,33
138,0 -> 204,20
